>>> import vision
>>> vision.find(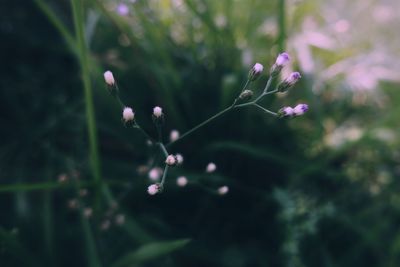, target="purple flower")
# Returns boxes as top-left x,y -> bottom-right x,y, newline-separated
275,52 -> 290,67
293,104 -> 308,116
117,3 -> 129,16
